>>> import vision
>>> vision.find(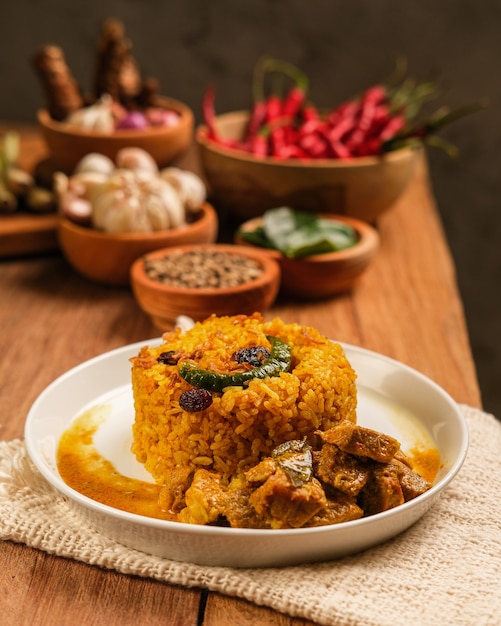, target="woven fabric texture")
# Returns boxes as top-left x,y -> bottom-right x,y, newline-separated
1,404 -> 500,626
